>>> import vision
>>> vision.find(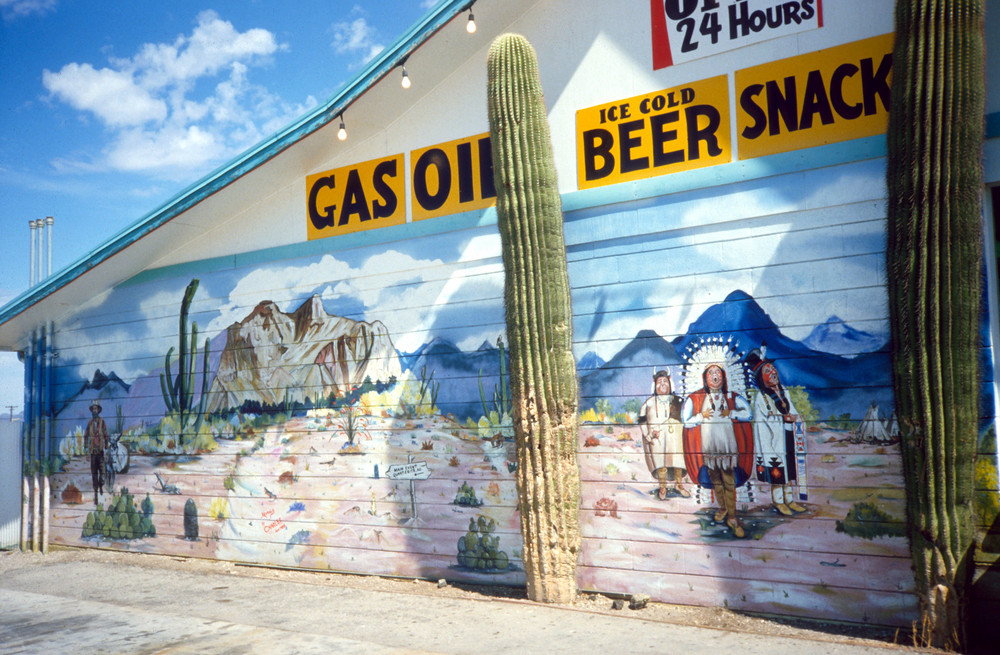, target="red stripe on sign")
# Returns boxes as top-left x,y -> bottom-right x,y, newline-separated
816,0 -> 824,27
650,0 -> 672,70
